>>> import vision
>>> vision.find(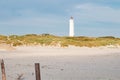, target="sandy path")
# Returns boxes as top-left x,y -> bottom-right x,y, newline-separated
0,46 -> 120,80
